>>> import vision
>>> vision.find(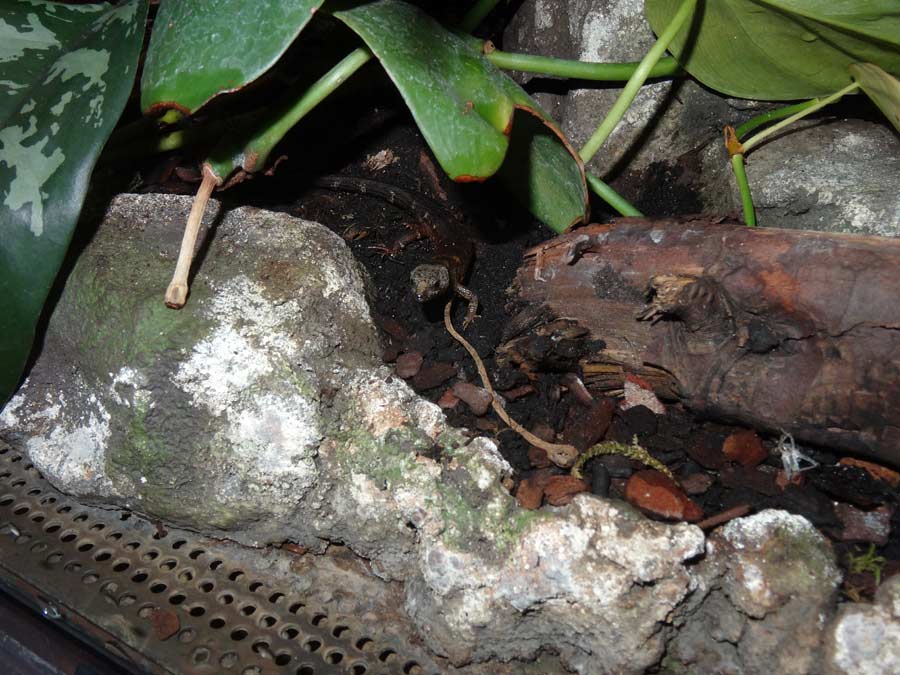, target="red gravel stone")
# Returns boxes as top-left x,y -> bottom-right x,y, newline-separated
835,503 -> 893,545
395,351 -> 424,379
680,472 -> 714,495
685,432 -> 728,470
502,384 -> 535,401
411,362 -> 457,390
838,458 -> 900,487
436,388 -> 459,409
722,429 -> 768,467
515,469 -> 554,510
451,381 -> 492,416
719,465 -> 780,496
562,398 -> 614,451
625,470 -> 704,522
515,478 -> 545,510
528,445 -> 551,469
544,475 -> 590,506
